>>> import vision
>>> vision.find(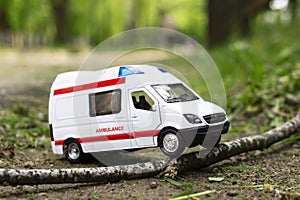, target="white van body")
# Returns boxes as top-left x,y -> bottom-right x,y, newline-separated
49,65 -> 229,162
